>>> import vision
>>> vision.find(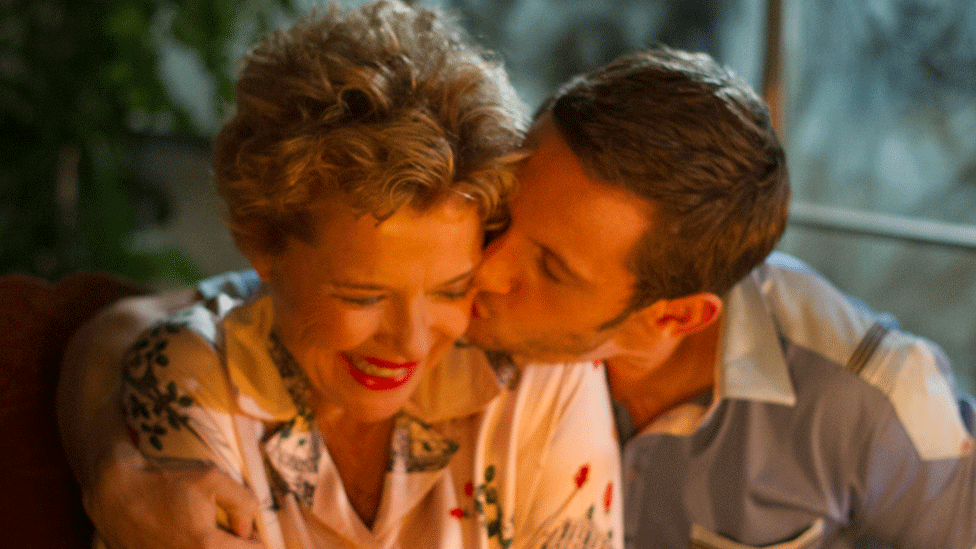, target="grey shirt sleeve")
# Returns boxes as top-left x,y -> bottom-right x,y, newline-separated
854,341 -> 976,549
